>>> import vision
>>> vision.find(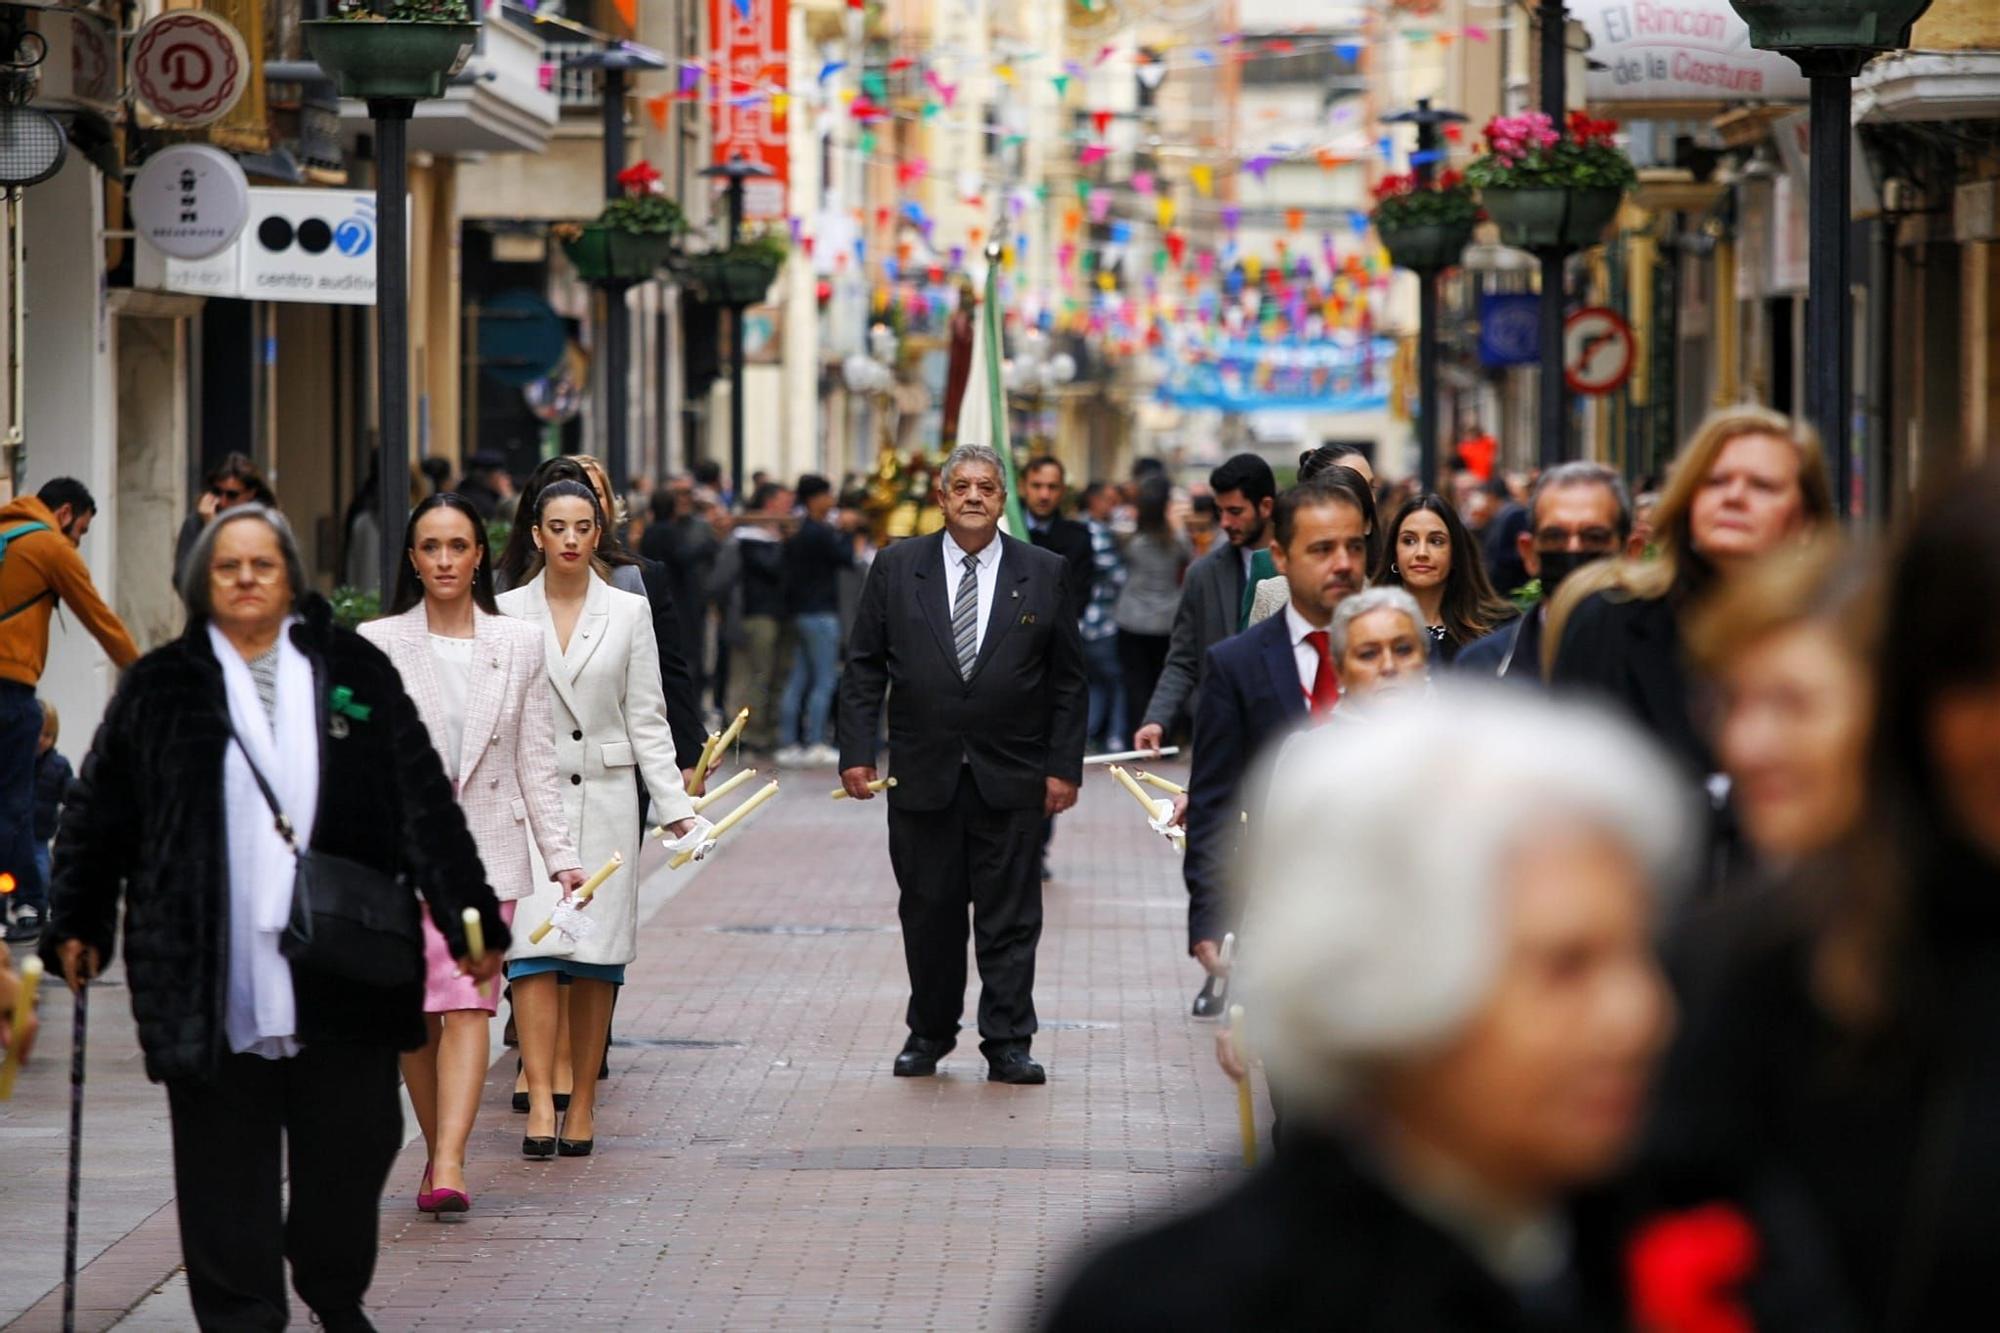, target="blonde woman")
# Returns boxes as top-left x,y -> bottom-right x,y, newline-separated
1546,406 -> 1833,775
498,480 -> 704,1159
358,493 -> 585,1213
